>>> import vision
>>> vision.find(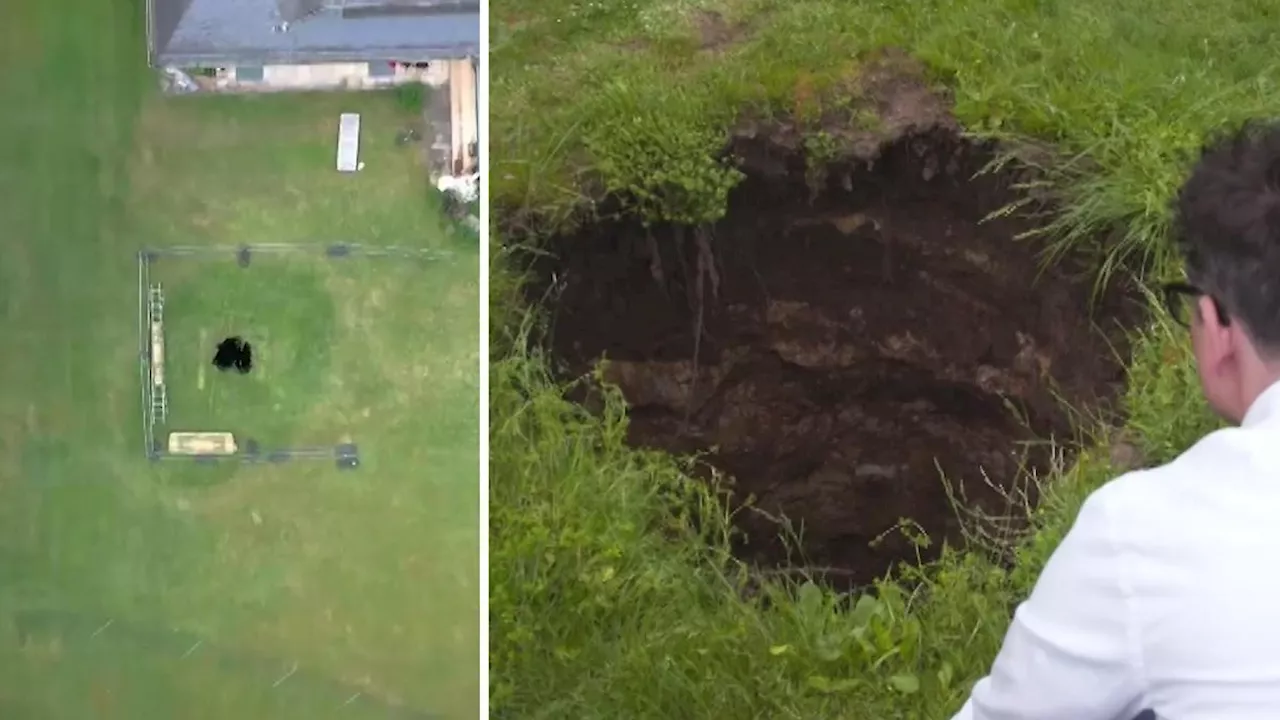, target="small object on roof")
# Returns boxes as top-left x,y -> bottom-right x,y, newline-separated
278,0 -> 325,24
337,113 -> 362,173
237,245 -> 251,267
